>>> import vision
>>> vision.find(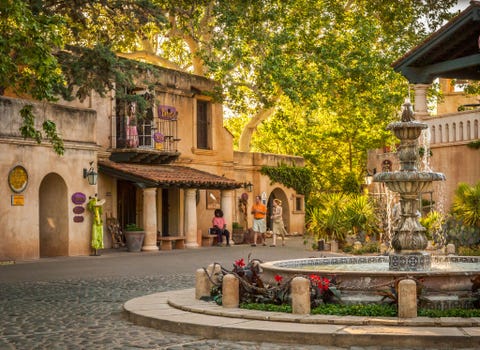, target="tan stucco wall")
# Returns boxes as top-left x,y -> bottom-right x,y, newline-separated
429,143 -> 480,211
437,79 -> 480,115
0,97 -> 98,260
